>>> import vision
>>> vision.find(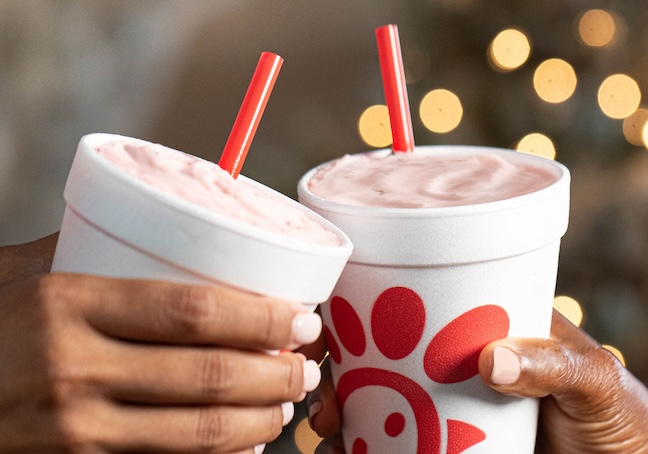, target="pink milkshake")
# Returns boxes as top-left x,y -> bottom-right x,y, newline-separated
52,133 -> 352,305
307,149 -> 557,208
298,145 -> 570,454
97,139 -> 341,246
